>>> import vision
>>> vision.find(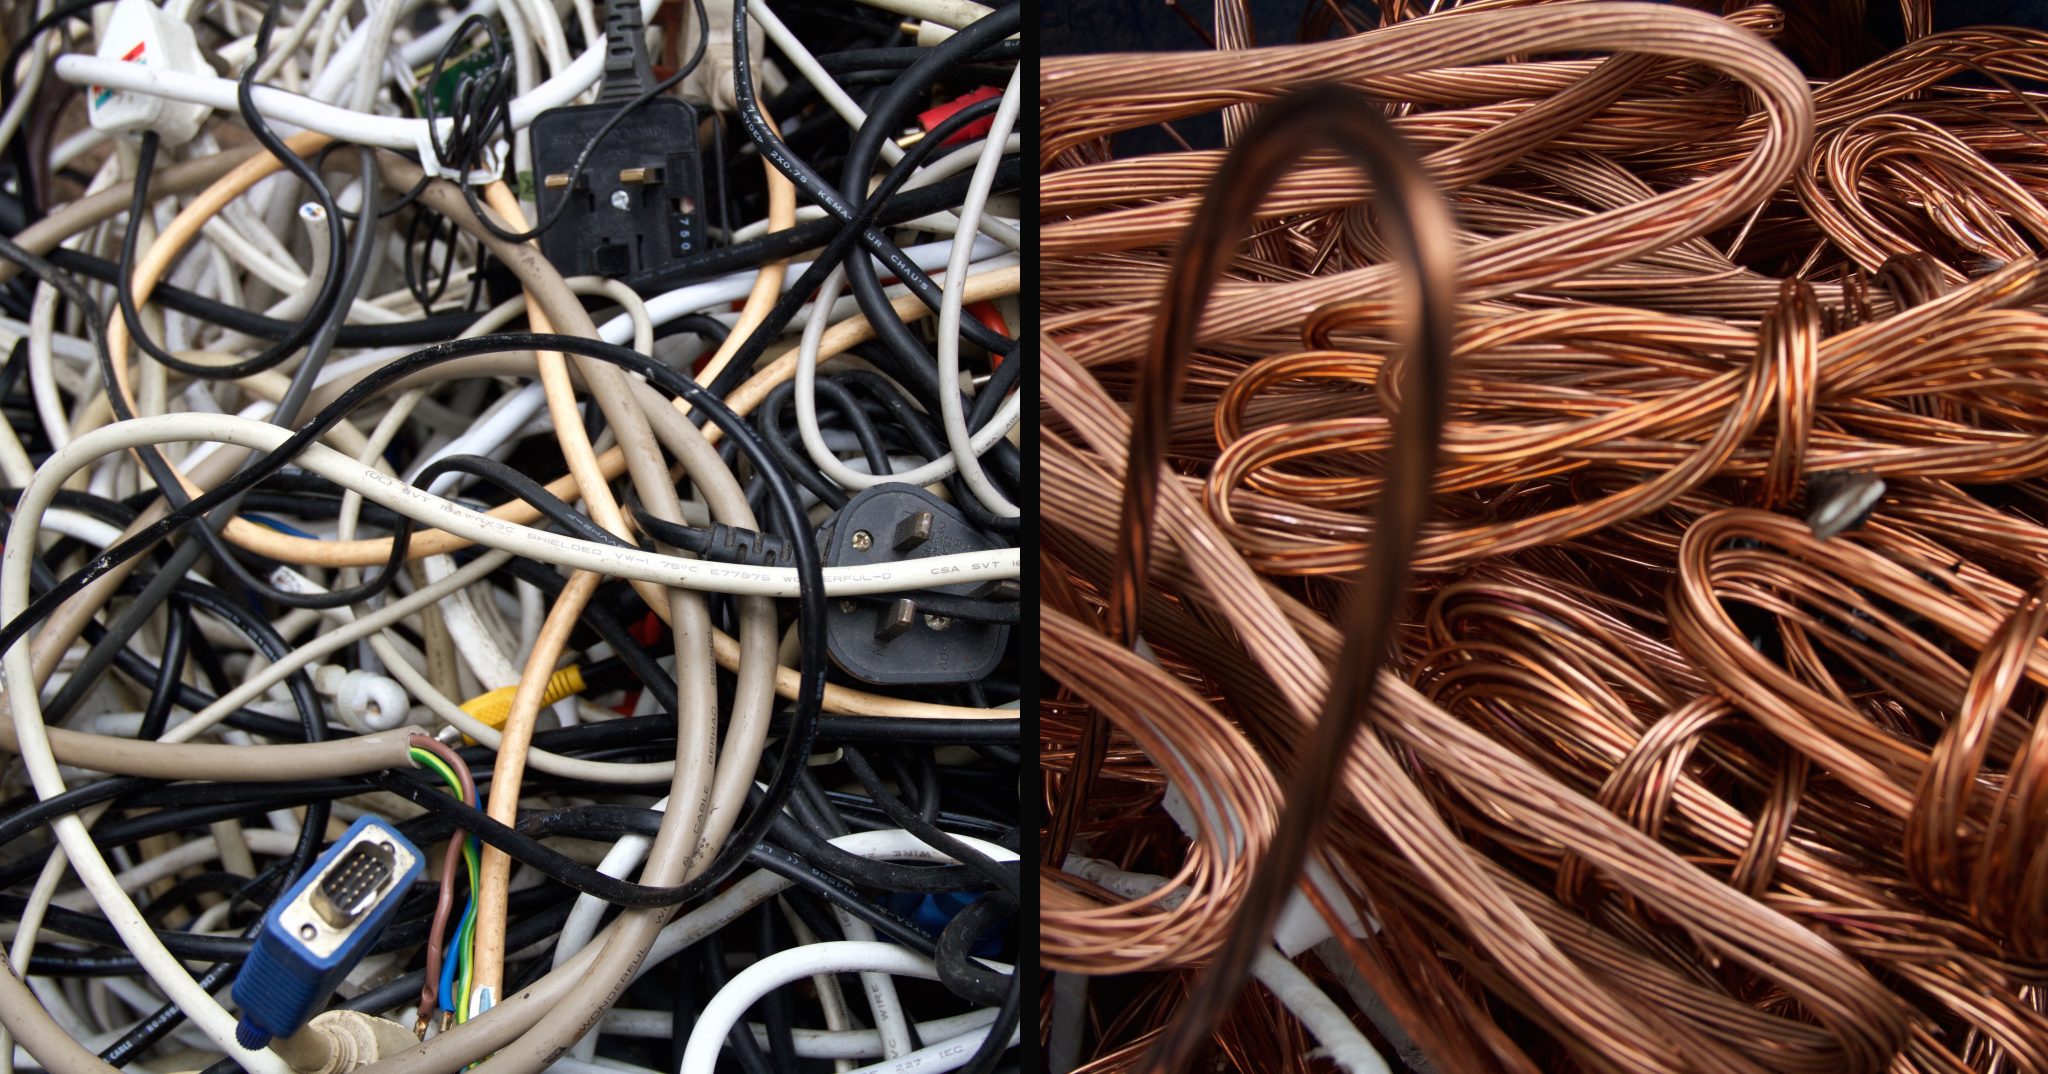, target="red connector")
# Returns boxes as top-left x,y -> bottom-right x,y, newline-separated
917,86 -> 1004,147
